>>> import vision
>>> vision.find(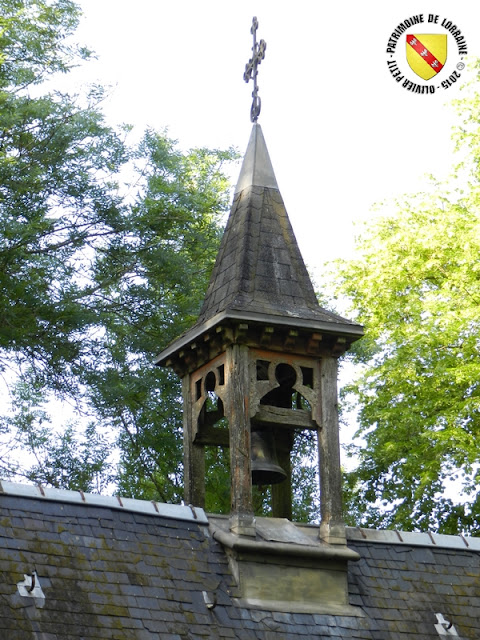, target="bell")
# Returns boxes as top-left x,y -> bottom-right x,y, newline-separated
251,430 -> 287,485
